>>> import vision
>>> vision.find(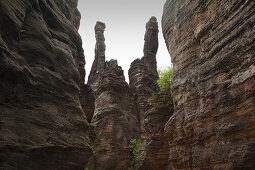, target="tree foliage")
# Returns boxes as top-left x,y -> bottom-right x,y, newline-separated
157,67 -> 173,91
